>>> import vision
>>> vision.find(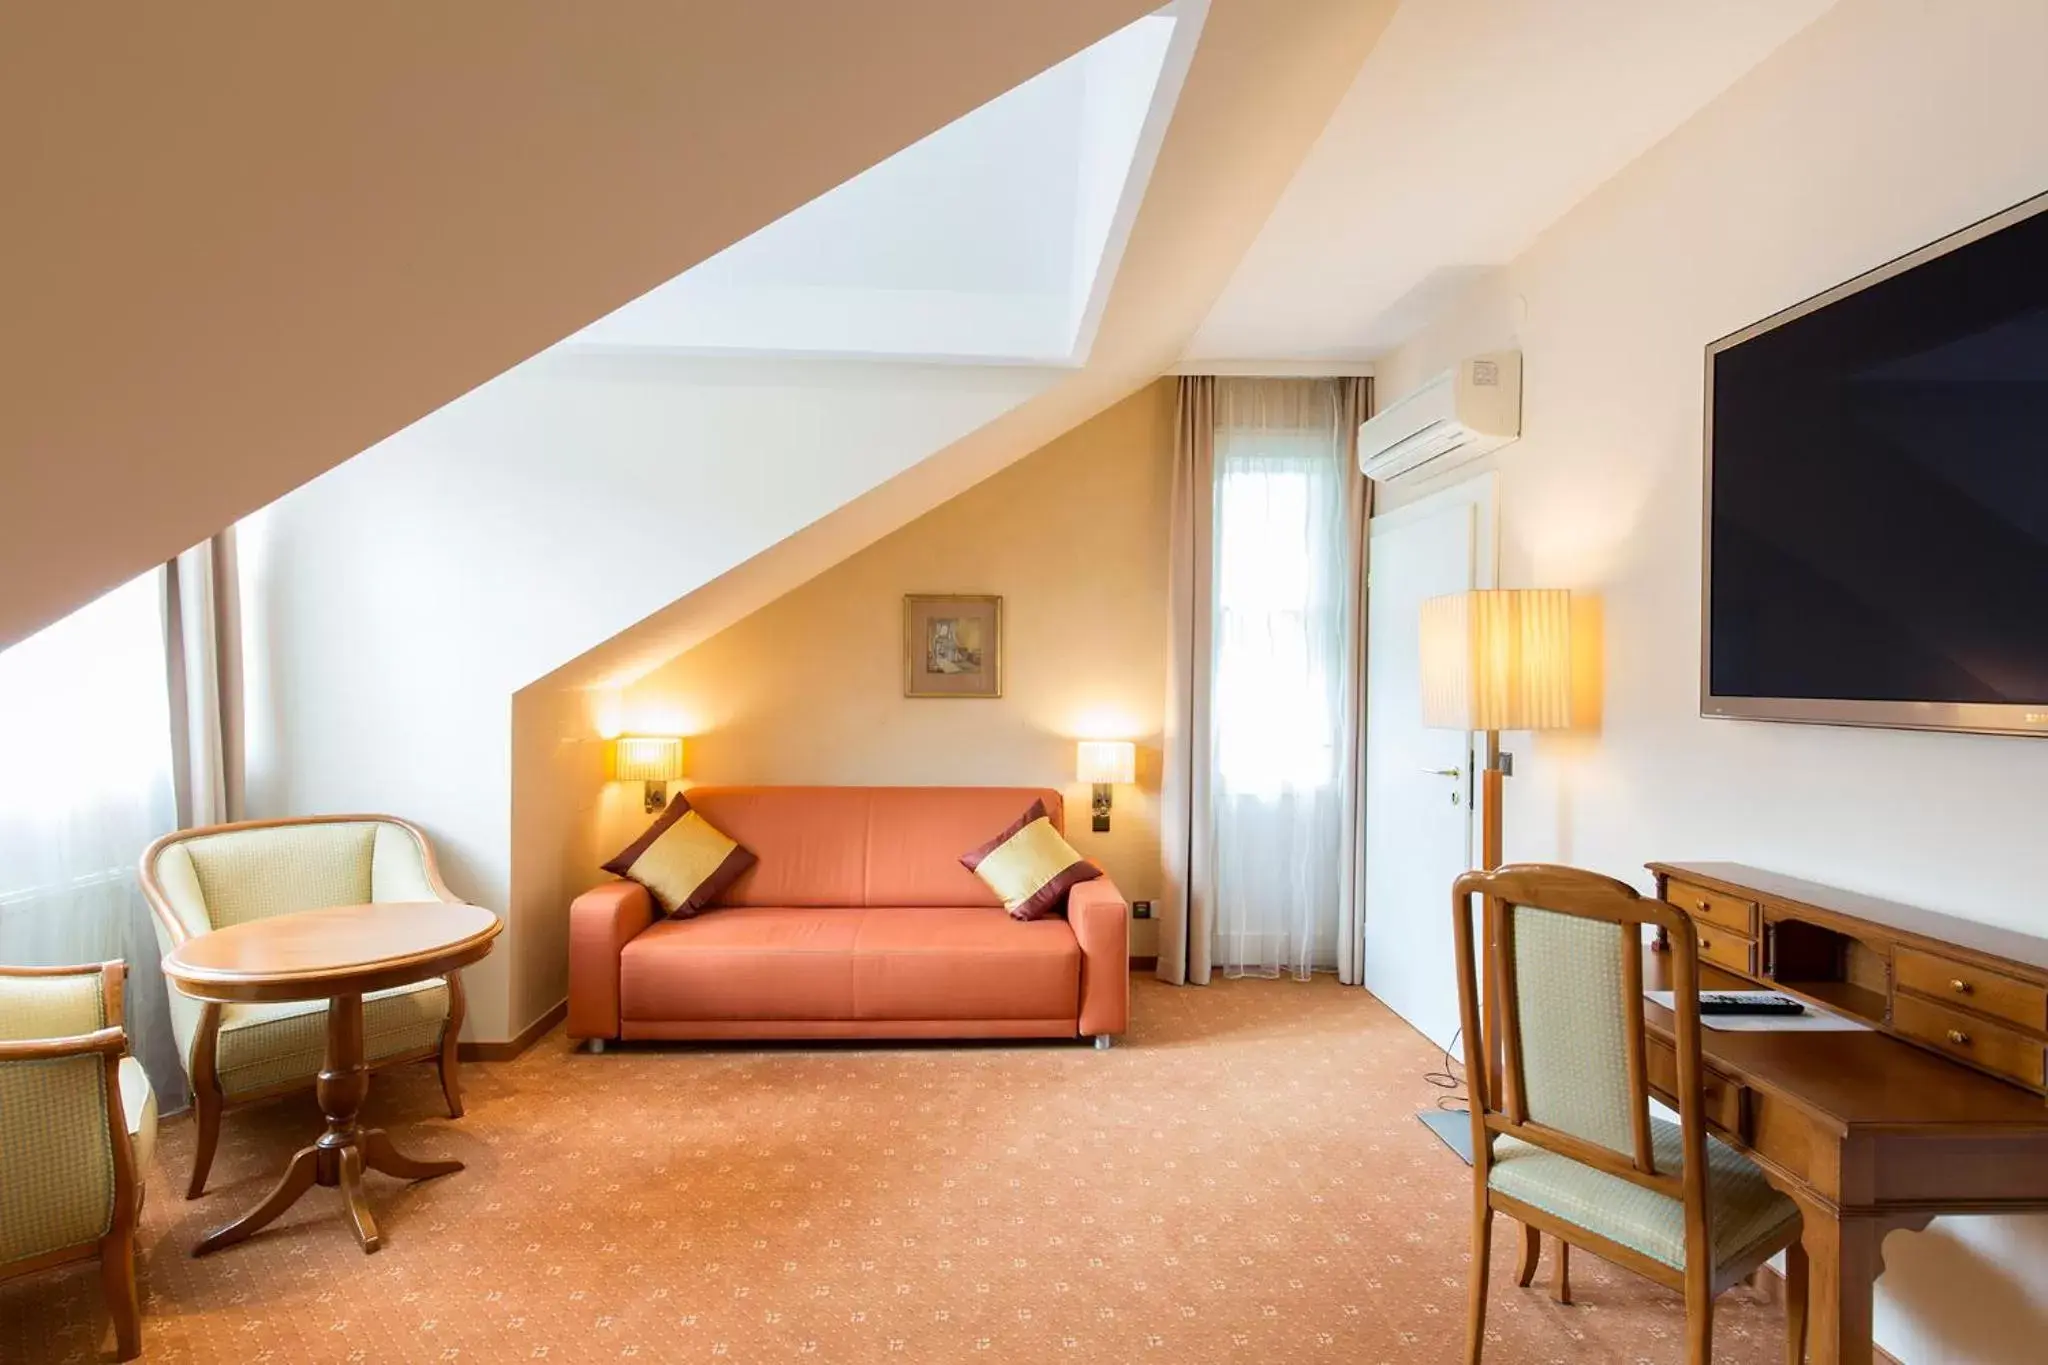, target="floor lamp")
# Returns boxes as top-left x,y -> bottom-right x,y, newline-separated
1420,586 -> 1576,1058
1418,587 -> 1575,1277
